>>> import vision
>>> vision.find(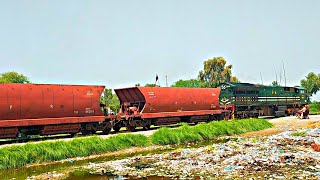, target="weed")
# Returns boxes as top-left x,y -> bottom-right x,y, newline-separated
291,131 -> 307,137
